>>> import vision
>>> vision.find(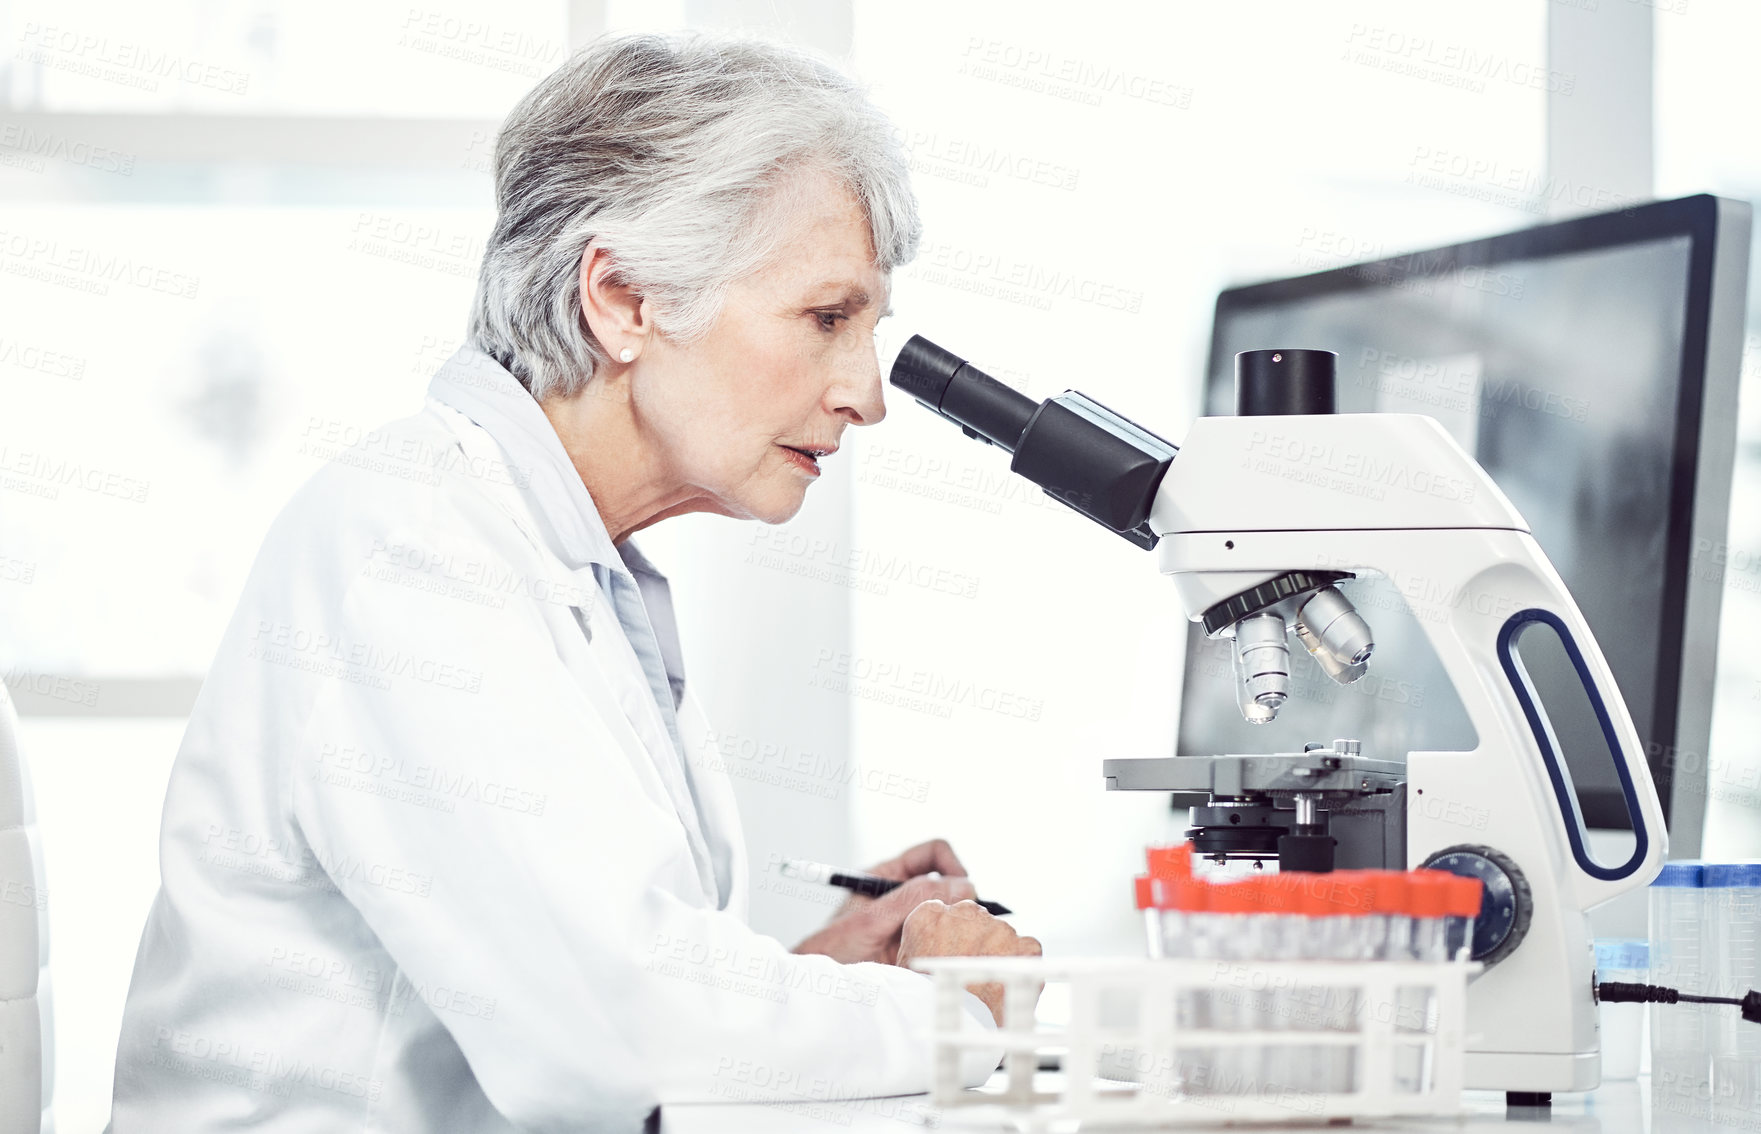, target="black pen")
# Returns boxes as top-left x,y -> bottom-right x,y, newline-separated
778,858 -> 1012,916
